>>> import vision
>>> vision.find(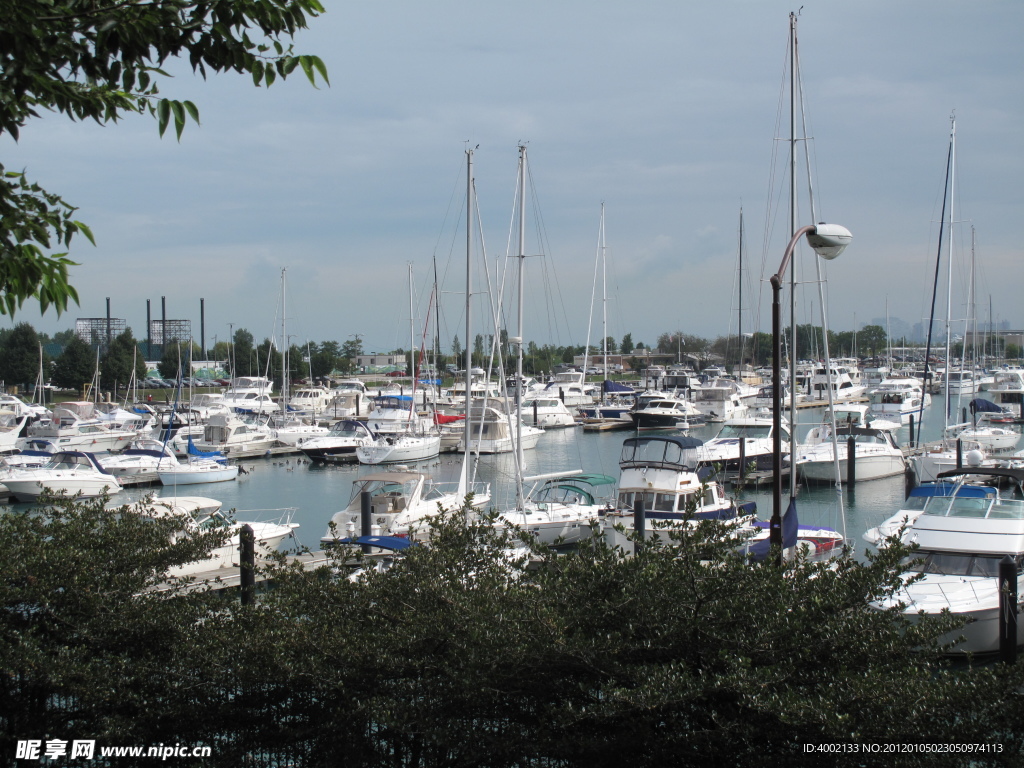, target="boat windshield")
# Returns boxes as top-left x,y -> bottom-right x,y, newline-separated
716,424 -> 771,439
902,551 -> 1023,577
620,437 -> 700,469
